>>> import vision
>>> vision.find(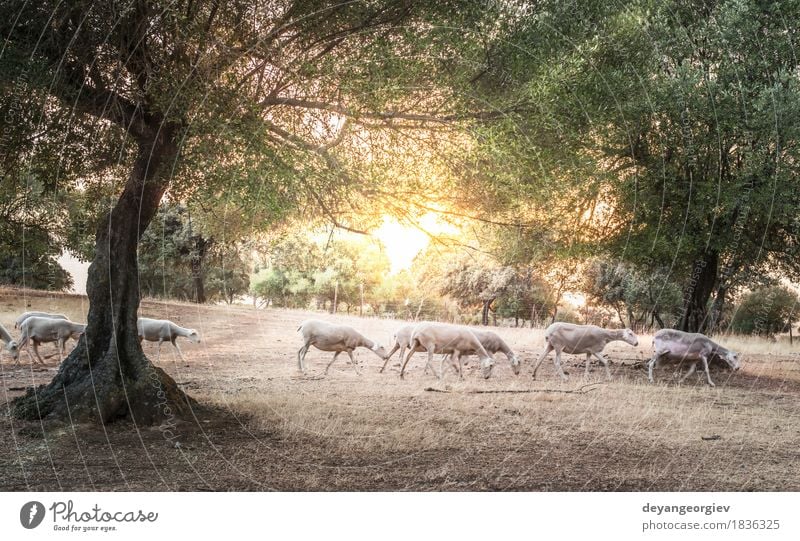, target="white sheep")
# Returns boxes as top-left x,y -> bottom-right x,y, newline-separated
17,316 -> 85,365
647,328 -> 740,387
444,328 -> 521,376
531,322 -> 639,381
401,322 -> 495,381
380,324 -> 417,373
1,322 -> 19,363
15,311 -> 68,329
297,319 -> 388,375
137,317 -> 201,362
